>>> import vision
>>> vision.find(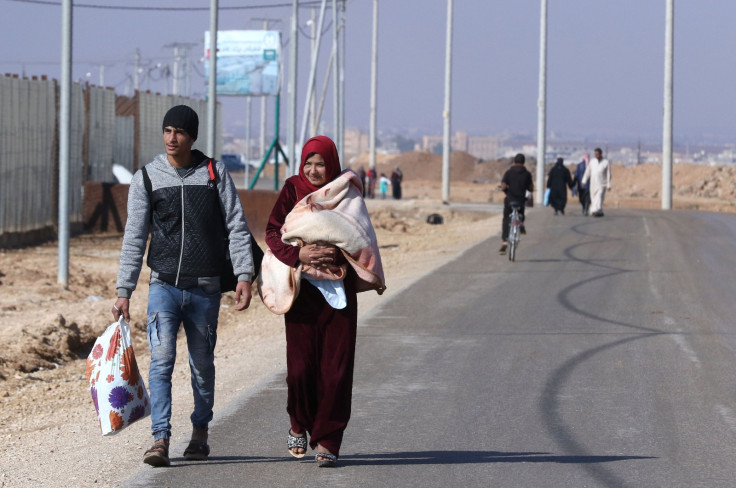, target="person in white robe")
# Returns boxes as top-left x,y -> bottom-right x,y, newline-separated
581,148 -> 611,217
